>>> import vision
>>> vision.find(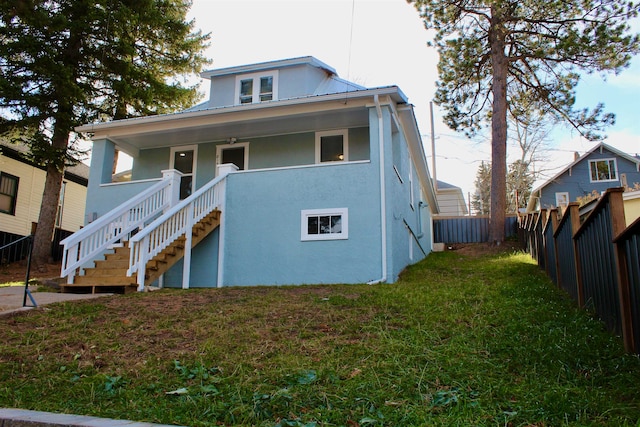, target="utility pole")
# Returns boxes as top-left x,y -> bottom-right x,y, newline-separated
430,101 -> 438,191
